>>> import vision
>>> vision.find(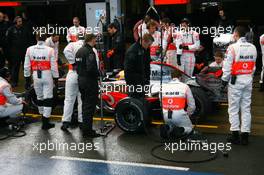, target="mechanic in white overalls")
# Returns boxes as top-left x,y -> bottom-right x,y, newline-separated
140,20 -> 167,61
259,34 -> 264,91
24,31 -> 59,130
61,33 -> 100,132
0,67 -> 24,118
222,26 -> 257,145
173,18 -> 200,81
160,70 -> 196,139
